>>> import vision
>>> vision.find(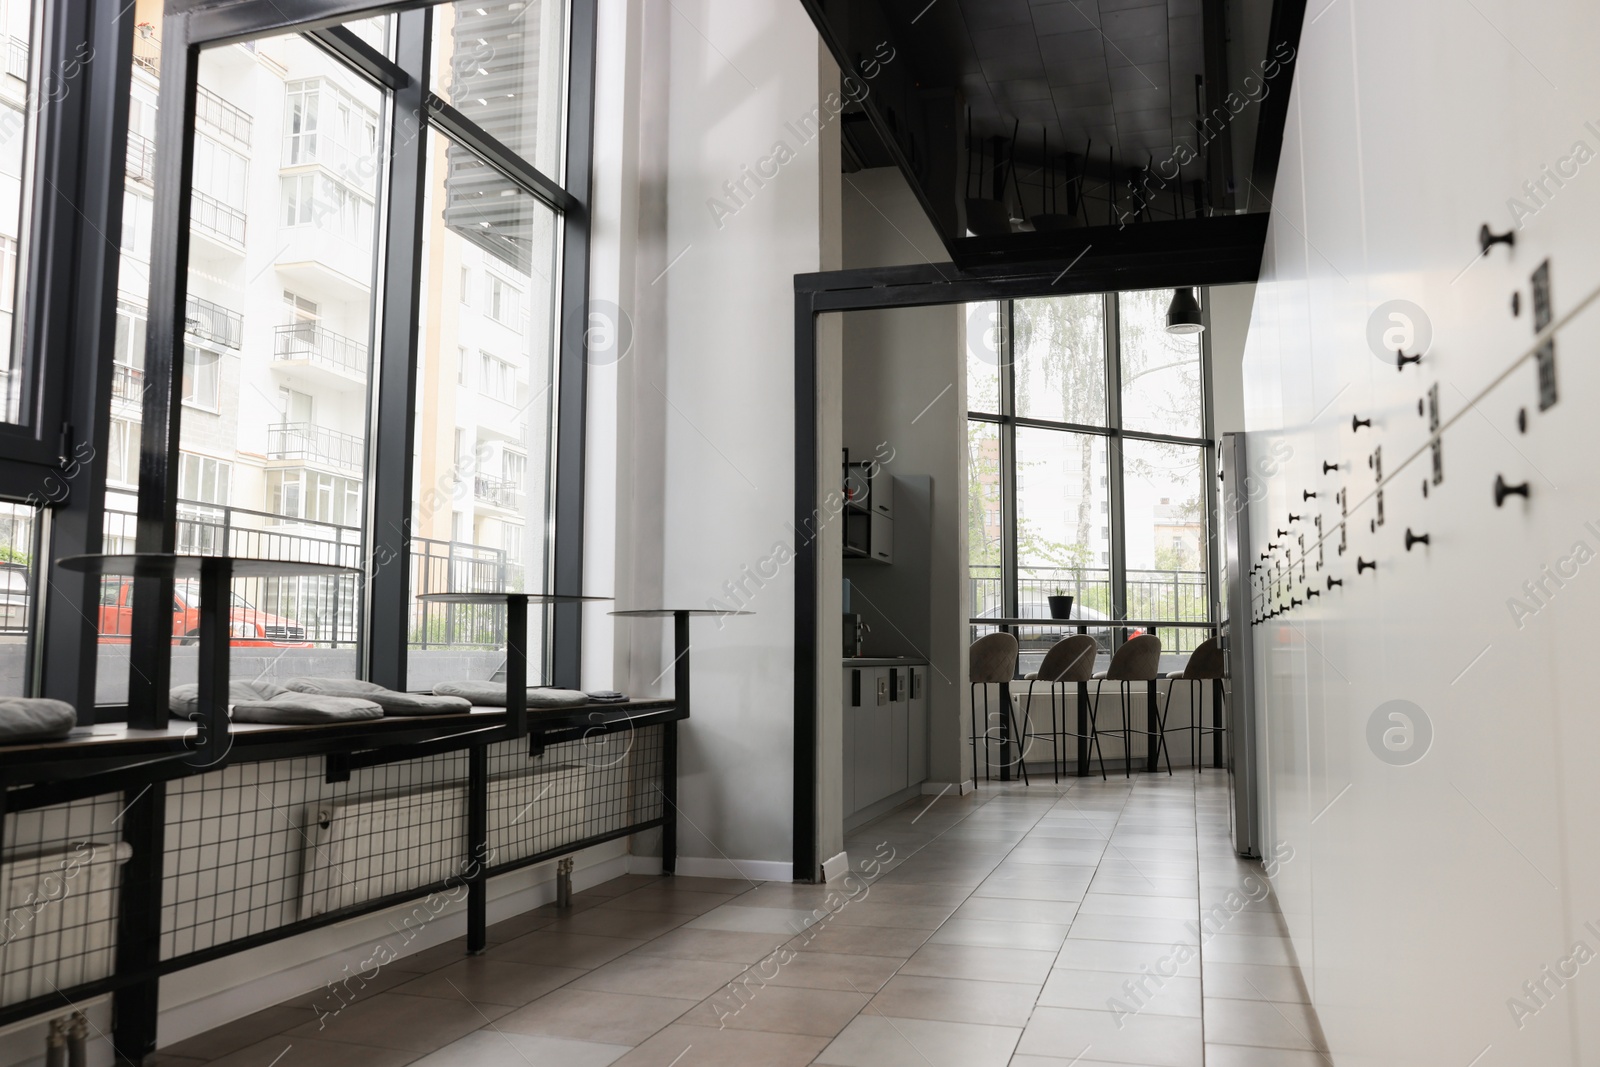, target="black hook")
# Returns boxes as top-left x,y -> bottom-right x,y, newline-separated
1405,528 -> 1430,551
1327,575 -> 1343,589
1351,415 -> 1372,431
1494,474 -> 1530,507
1303,490 -> 1317,501
1288,513 -> 1301,522
1307,589 -> 1321,599
1323,461 -> 1339,474
1395,349 -> 1422,370
1357,557 -> 1376,573
1479,223 -> 1515,256
1276,529 -> 1289,537
1291,597 -> 1303,608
